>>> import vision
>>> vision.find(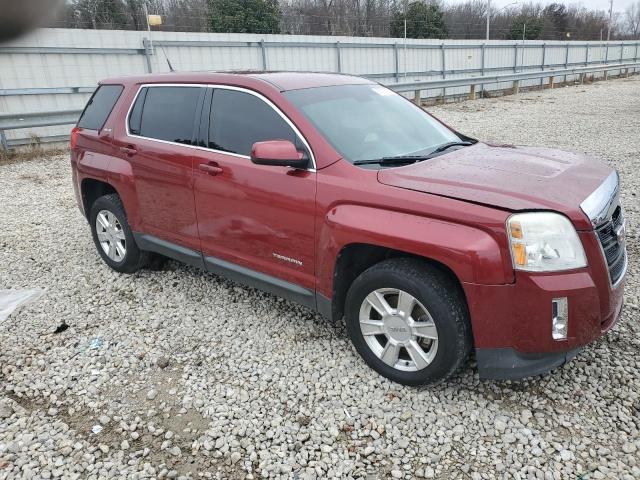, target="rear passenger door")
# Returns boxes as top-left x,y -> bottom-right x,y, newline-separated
192,87 -> 317,302
123,85 -> 205,253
